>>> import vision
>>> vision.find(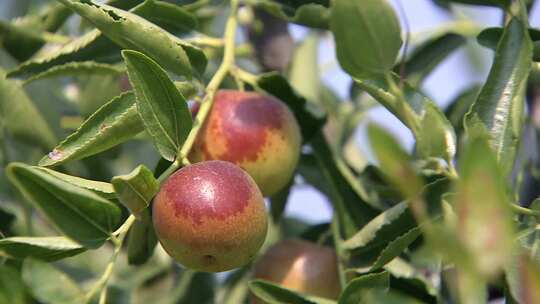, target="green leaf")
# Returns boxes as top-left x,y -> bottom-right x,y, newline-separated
358,76 -> 456,162
22,259 -> 85,304
478,27 -> 540,62
257,72 -> 326,142
123,50 -> 193,161
398,33 -> 466,87
0,264 -> 26,304
0,236 -> 86,262
454,136 -> 514,279
435,0 -> 510,8
257,1 -> 329,29
338,271 -> 389,304
464,17 -> 532,177
33,167 -> 115,199
369,227 -> 421,271
216,267 -> 251,304
269,181 -> 292,222
0,68 -> 56,150
367,125 -> 424,200
23,61 -> 124,84
345,179 -> 448,271
56,0 -> 205,78
39,91 -> 142,167
445,85 -> 481,138
505,228 -> 540,302
289,33 -> 320,104
0,3 -> 71,62
330,0 -> 402,79
6,163 -> 122,248
249,279 -> 336,304
8,0 -> 199,81
343,202 -> 413,251
343,202 -> 416,266
127,210 -> 157,265
8,29 -> 117,80
132,0 -> 198,33
112,165 -> 159,217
